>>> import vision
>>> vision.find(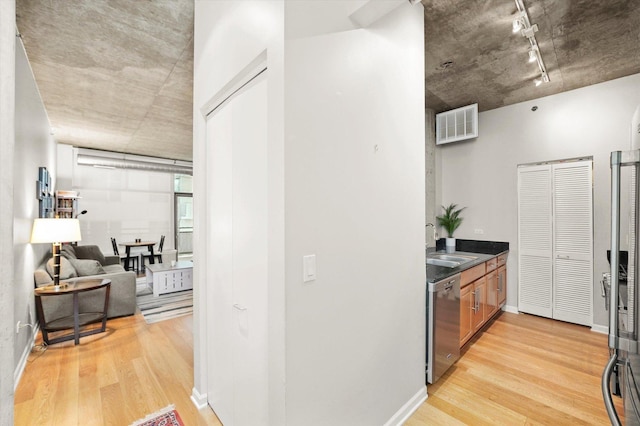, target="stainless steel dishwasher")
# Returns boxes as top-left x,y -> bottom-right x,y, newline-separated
426,273 -> 461,384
